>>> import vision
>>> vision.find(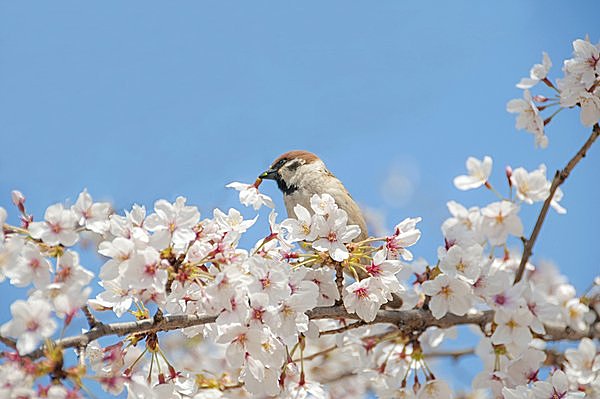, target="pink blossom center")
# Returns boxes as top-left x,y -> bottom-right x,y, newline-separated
26,319 -> 40,332
366,263 -> 382,276
144,263 -> 157,276
354,287 -> 369,299
49,222 -> 63,234
327,231 -> 338,242
29,258 -> 40,270
494,294 -> 507,305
